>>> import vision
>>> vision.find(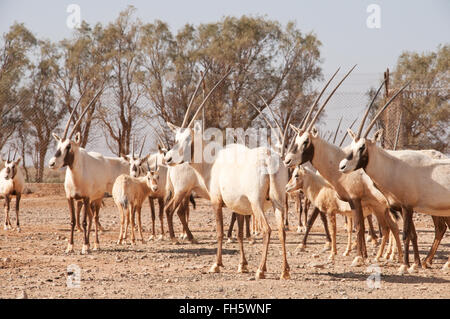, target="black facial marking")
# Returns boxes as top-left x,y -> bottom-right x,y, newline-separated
355,147 -> 369,171
300,141 -> 314,164
63,145 -> 75,168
